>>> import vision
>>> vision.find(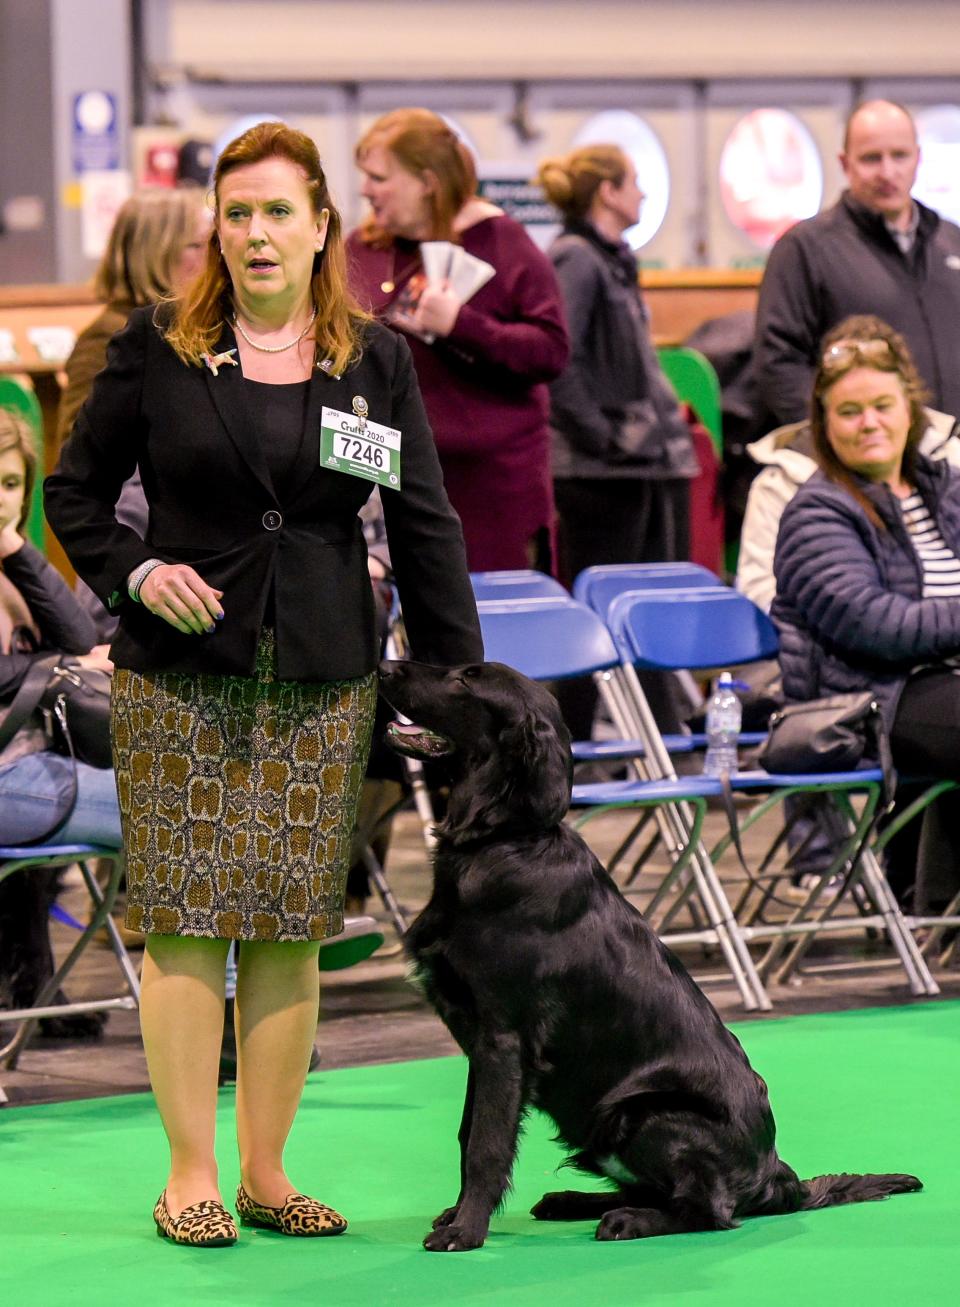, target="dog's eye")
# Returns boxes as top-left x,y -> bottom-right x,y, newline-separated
462,666 -> 481,679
